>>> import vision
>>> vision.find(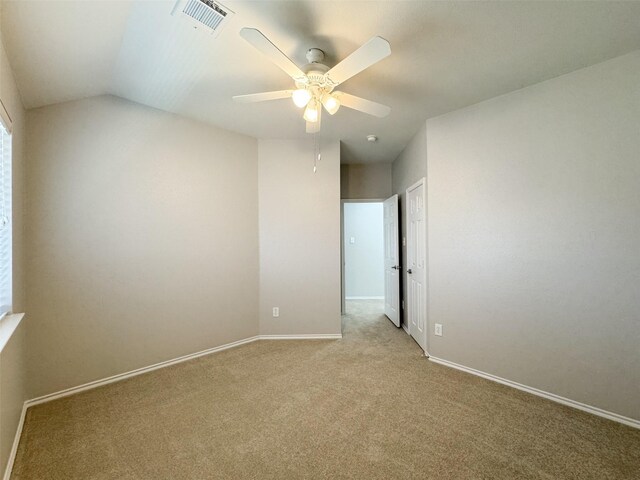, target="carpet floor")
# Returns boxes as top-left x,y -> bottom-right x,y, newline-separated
12,300 -> 640,479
